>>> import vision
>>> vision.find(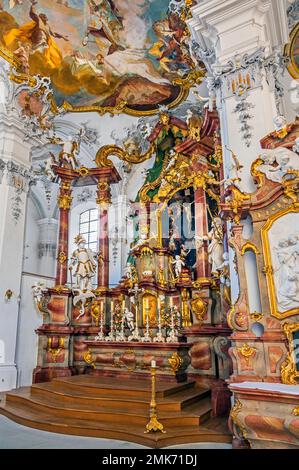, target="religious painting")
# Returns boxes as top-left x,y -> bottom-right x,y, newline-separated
261,208 -> 299,319
0,0 -> 197,115
142,293 -> 157,327
286,21 -> 299,79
